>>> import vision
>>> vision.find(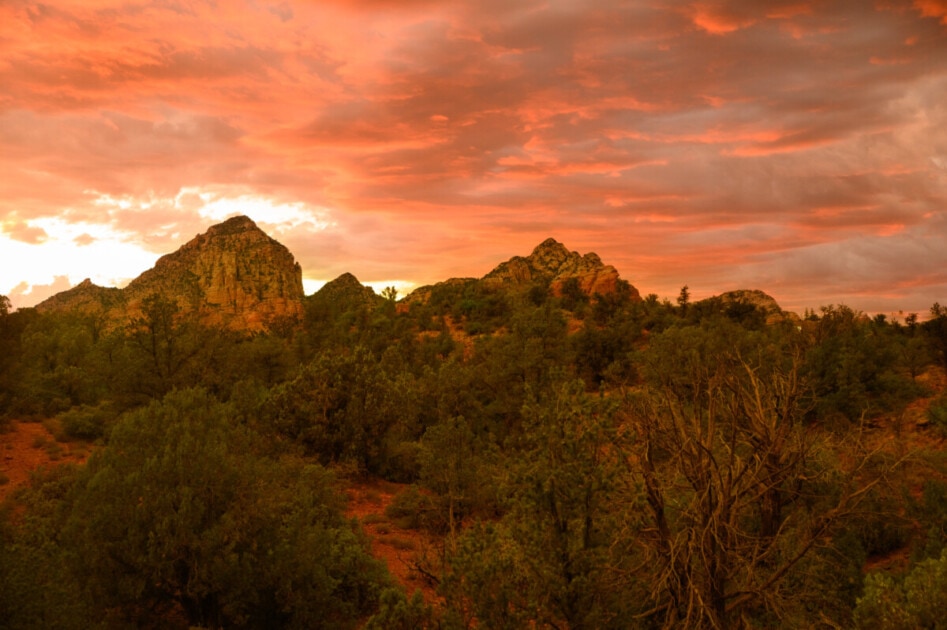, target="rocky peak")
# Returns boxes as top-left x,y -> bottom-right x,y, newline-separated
121,215 -> 304,330
483,238 -> 637,298
35,278 -> 121,314
33,217 -> 303,331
